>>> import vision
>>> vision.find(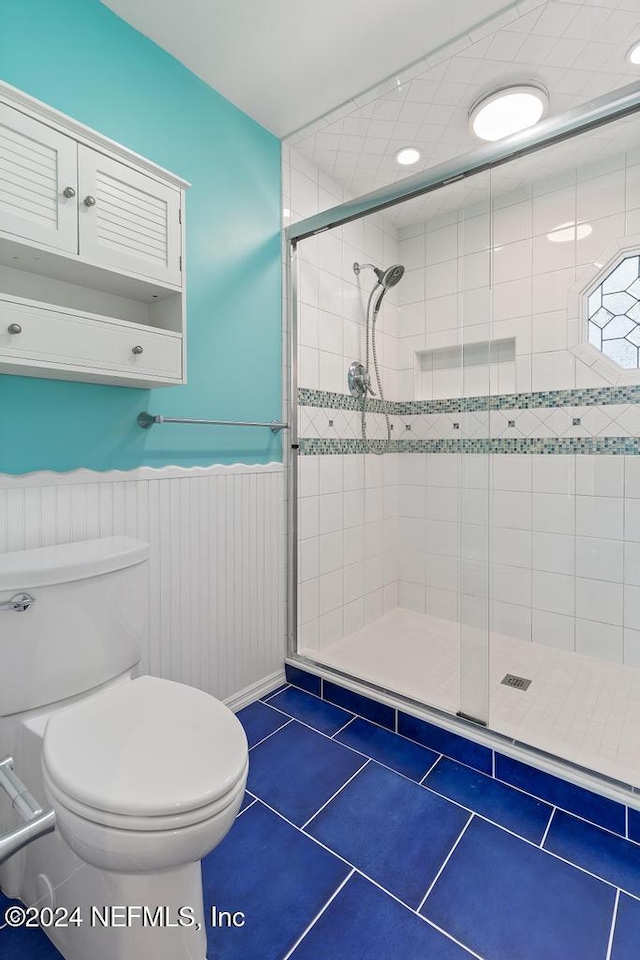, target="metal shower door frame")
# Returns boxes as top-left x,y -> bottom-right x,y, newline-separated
284,80 -> 640,686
